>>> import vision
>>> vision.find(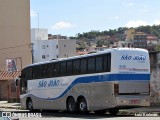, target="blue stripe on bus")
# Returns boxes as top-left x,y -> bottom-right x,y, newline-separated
29,73 -> 150,100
